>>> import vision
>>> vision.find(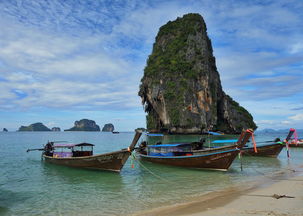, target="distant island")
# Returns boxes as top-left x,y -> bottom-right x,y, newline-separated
102,123 -> 114,132
3,128 -> 8,132
18,122 -> 51,131
15,120 -> 118,132
256,128 -> 303,134
51,127 -> 61,131
65,119 -> 100,131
